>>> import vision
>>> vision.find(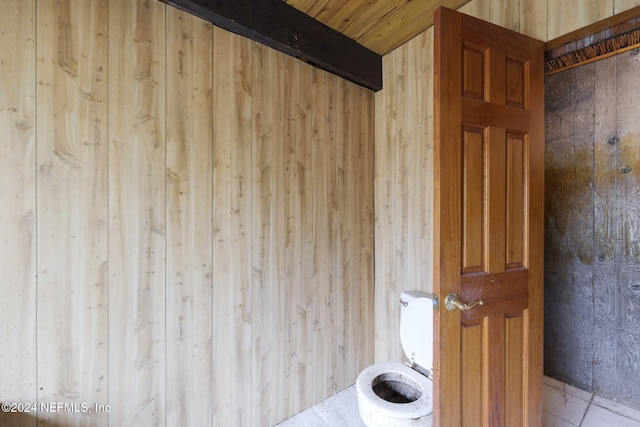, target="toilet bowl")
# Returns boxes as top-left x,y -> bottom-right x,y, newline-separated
356,291 -> 435,427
